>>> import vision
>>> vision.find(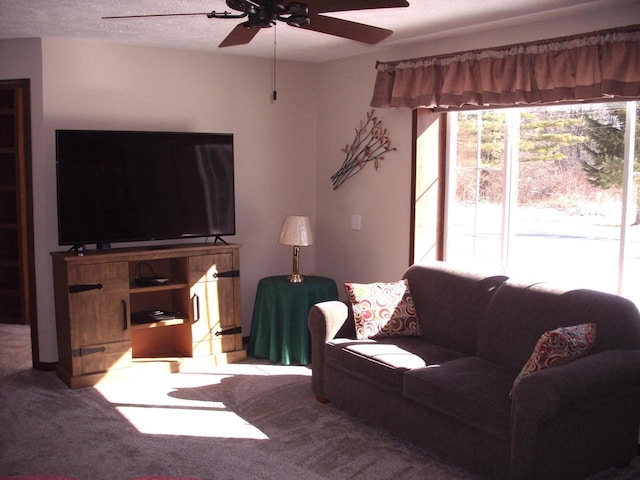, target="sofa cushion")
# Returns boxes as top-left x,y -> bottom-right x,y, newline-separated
477,280 -> 640,372
344,279 -> 422,339
403,356 -> 514,441
403,263 -> 508,355
510,322 -> 596,397
325,337 -> 466,393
